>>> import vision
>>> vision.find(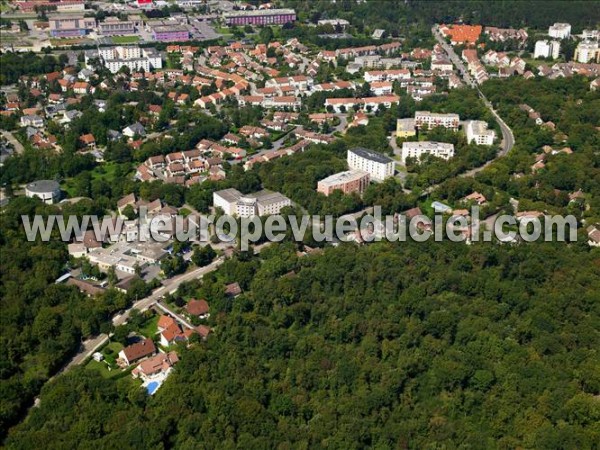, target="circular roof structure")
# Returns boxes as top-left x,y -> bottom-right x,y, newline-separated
26,180 -> 60,193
